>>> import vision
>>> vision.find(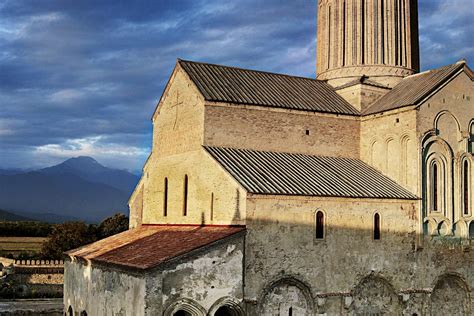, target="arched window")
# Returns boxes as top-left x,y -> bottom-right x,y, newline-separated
463,160 -> 470,215
289,306 -> 293,316
174,311 -> 191,316
80,311 -> 88,316
67,306 -> 73,316
163,177 -> 168,217
183,175 -> 188,216
469,222 -> 474,239
374,213 -> 381,240
431,162 -> 439,211
316,211 -> 325,239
